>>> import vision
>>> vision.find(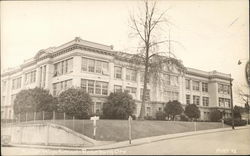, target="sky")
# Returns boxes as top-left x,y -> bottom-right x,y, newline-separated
1,0 -> 249,106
